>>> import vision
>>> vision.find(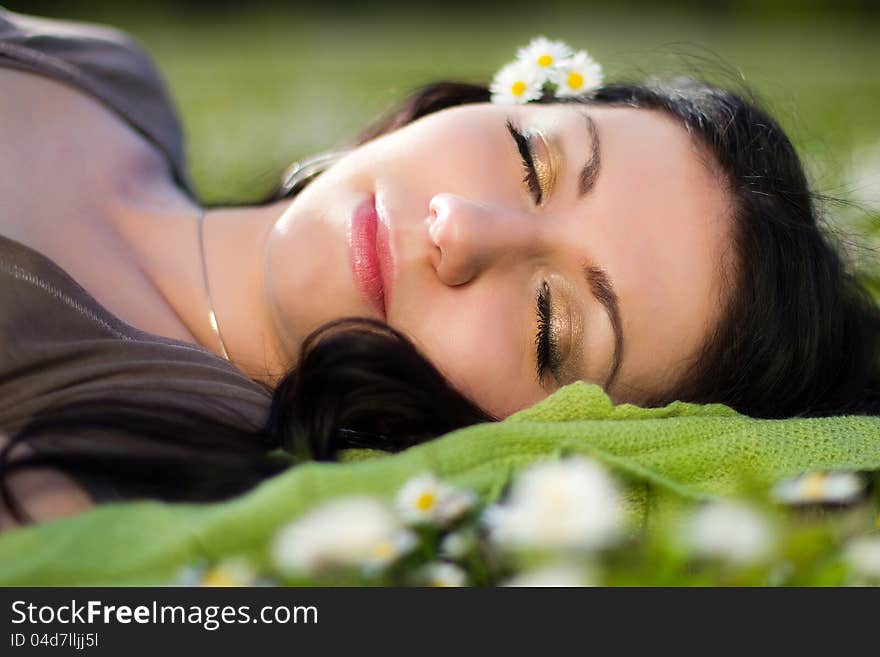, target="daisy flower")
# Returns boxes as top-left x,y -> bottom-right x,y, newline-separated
516,36 -> 574,72
273,497 -> 414,576
490,59 -> 544,105
844,535 -> 880,581
682,500 -> 775,566
198,558 -> 258,587
439,528 -> 476,560
174,558 -> 259,587
771,471 -> 866,506
394,473 -> 476,527
437,488 -> 477,524
549,50 -> 603,97
419,562 -> 469,587
482,457 -> 622,552
363,530 -> 418,573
